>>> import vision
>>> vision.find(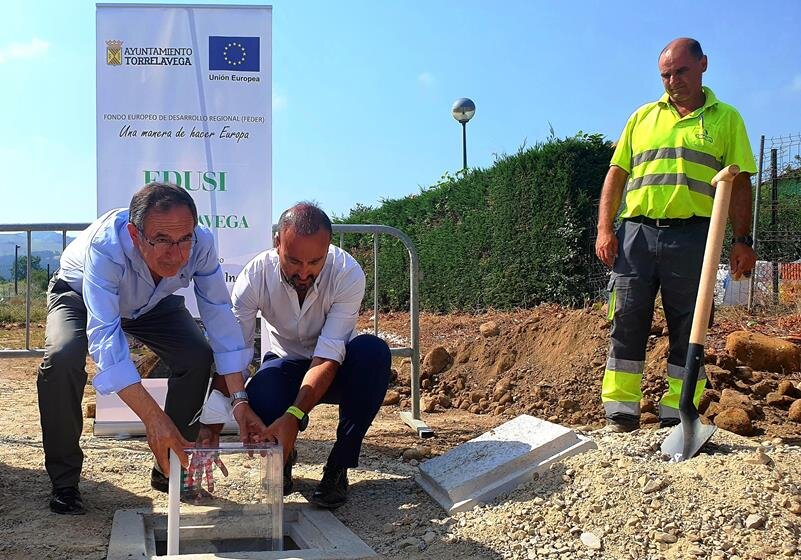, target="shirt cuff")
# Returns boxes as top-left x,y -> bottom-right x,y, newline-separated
92,359 -> 141,395
313,336 -> 346,364
214,347 -> 253,376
